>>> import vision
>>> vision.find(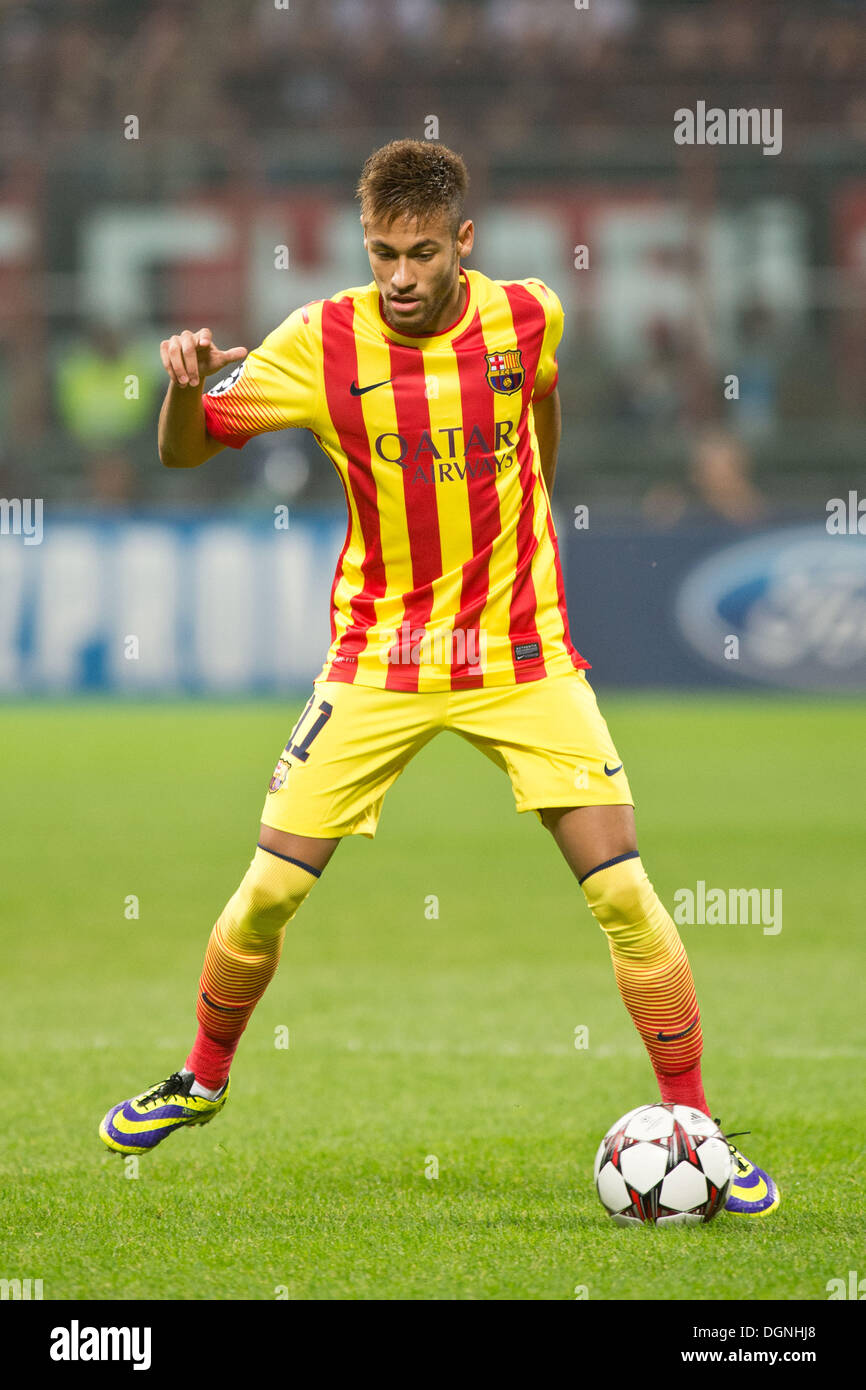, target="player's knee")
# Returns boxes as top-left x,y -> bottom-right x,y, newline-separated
229,846 -> 319,933
581,853 -> 683,963
580,852 -> 652,929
